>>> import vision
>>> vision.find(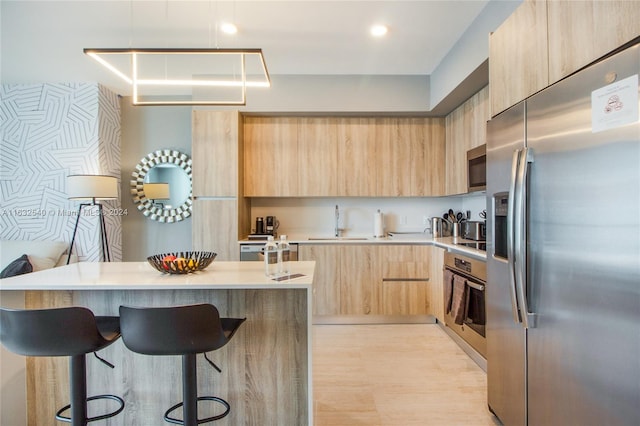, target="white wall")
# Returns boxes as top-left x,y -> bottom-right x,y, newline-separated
251,195 -> 486,238
224,74 -> 431,114
0,83 -> 122,261
120,99 -> 193,260
429,0 -> 522,109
